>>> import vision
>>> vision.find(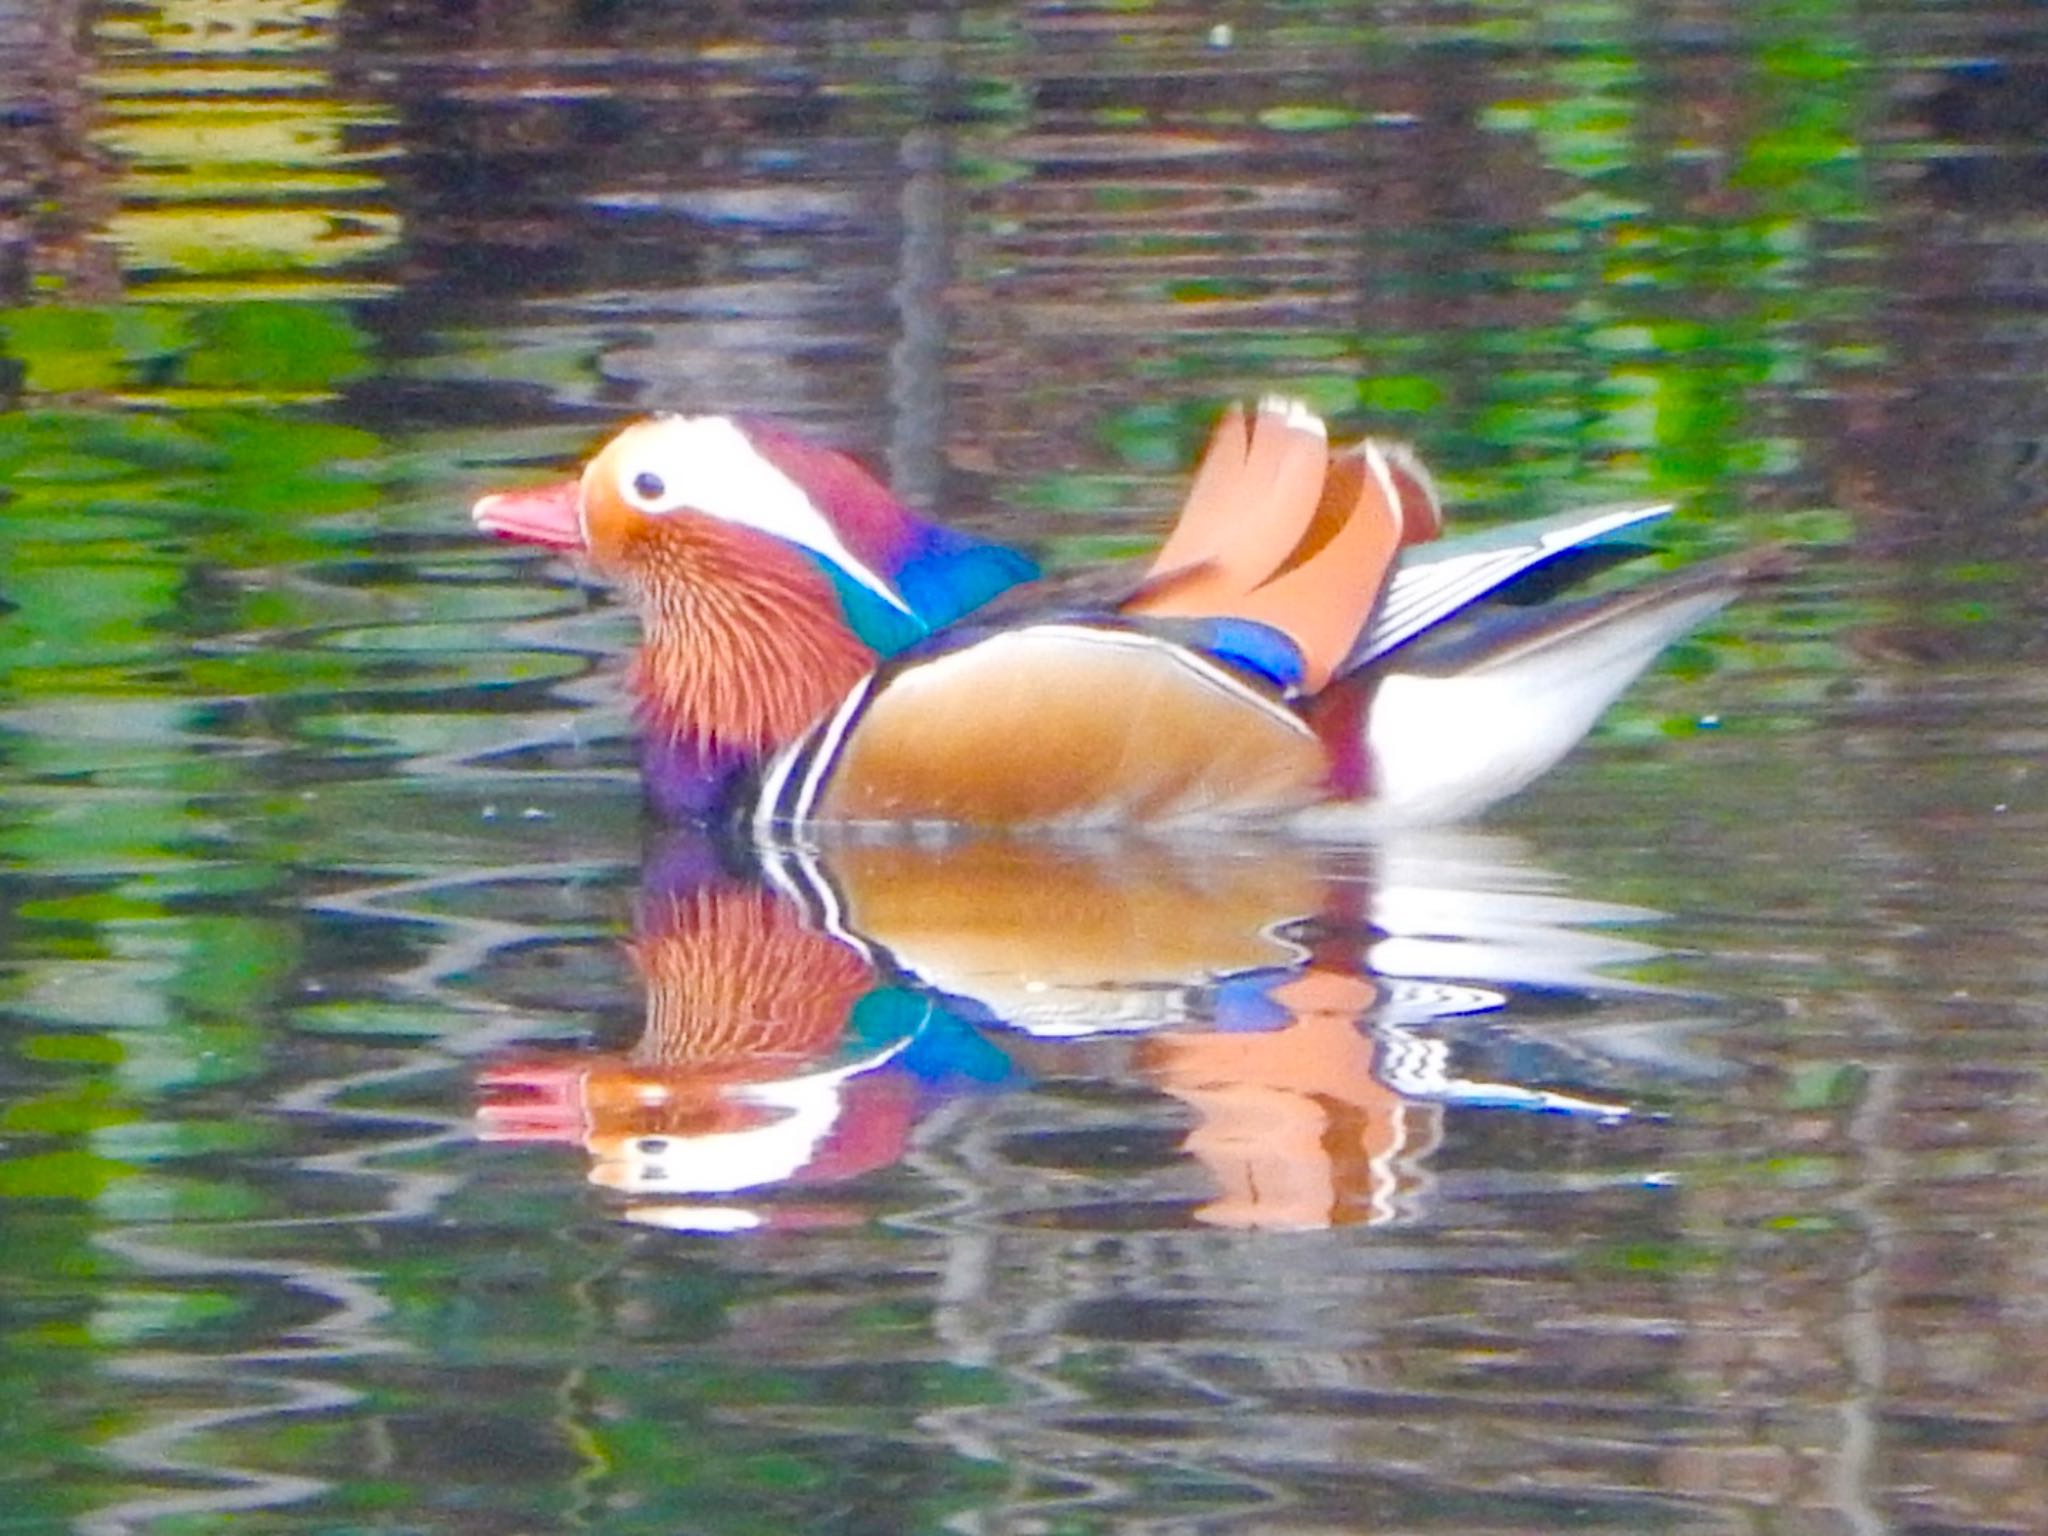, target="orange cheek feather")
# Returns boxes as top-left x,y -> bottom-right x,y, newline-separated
580,473 -> 878,755
578,461 -> 641,573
